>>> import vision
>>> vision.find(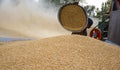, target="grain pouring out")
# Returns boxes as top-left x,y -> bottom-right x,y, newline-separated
0,0 -> 70,38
